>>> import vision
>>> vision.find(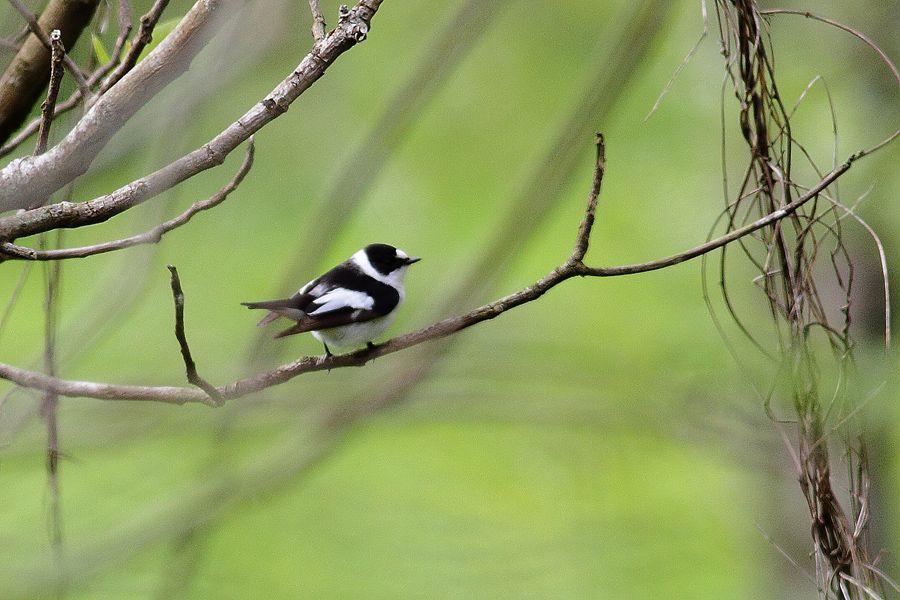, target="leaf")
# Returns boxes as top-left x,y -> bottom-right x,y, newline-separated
91,33 -> 110,64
